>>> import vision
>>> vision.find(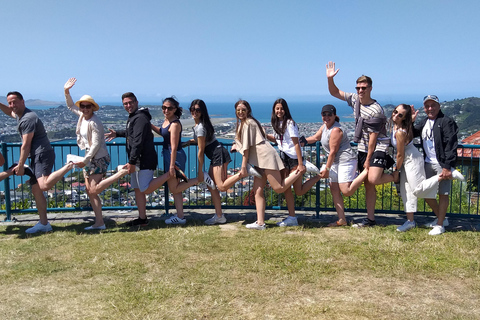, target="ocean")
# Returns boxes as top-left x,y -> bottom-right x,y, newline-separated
28,99 -> 425,124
